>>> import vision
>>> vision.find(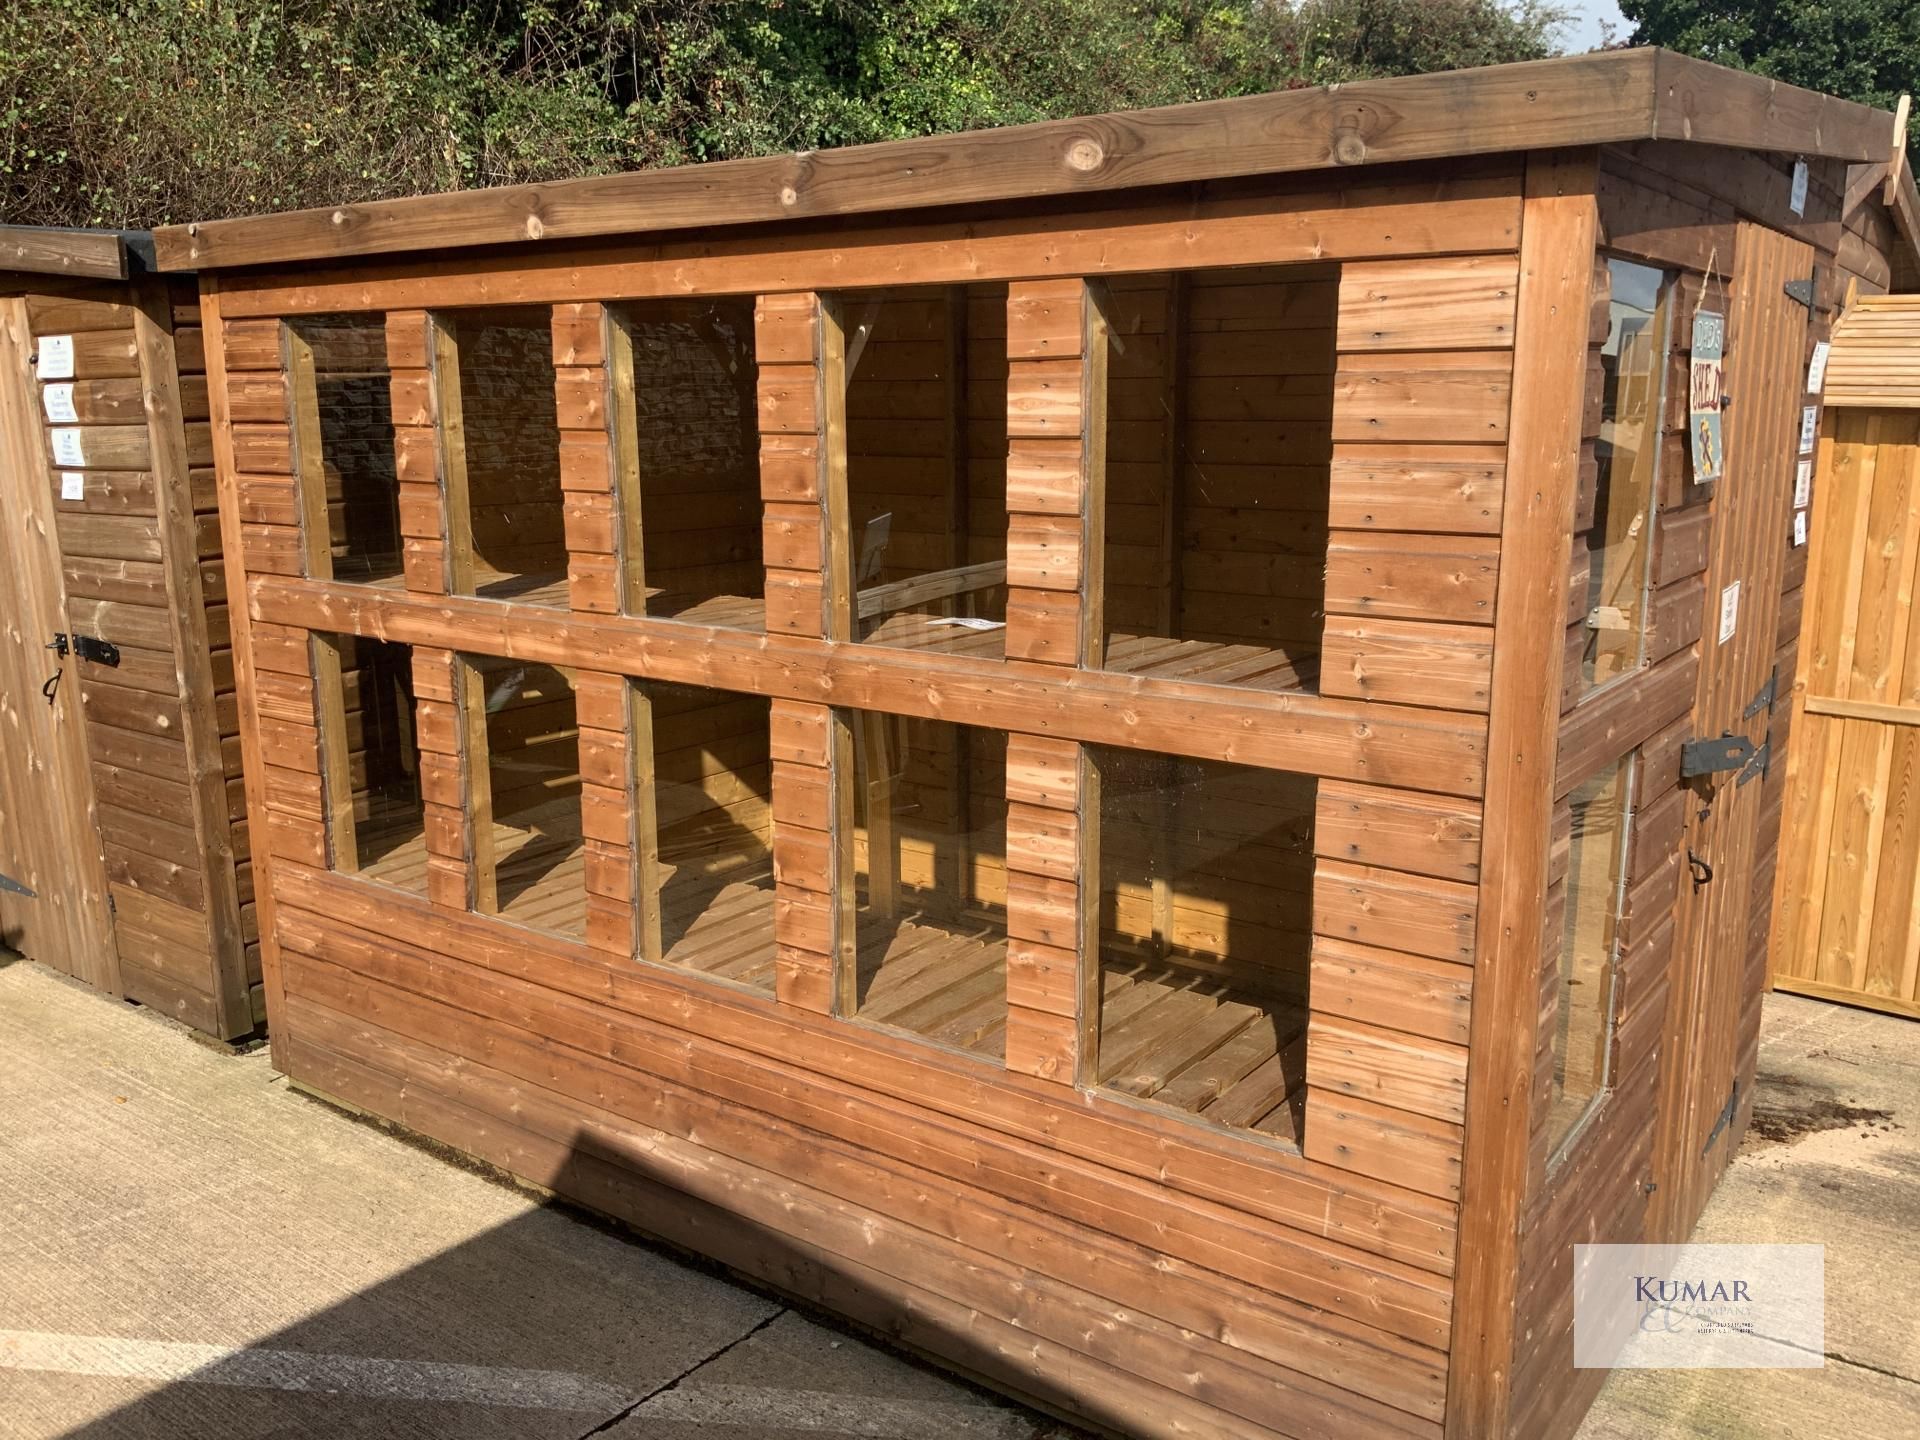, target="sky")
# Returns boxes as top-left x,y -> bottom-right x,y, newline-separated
1564,0 -> 1632,51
